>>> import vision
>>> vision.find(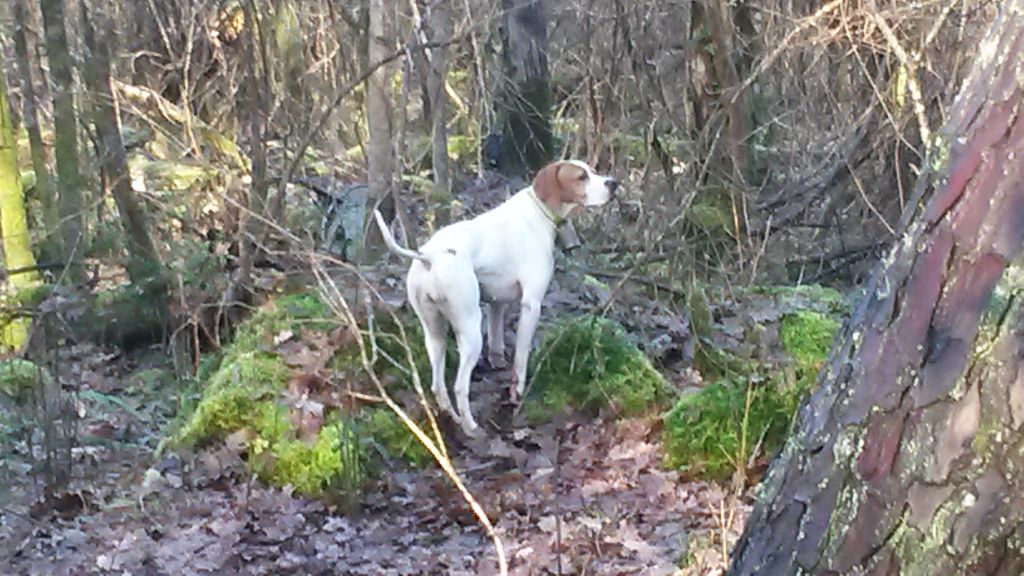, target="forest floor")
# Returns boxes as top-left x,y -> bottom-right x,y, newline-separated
0,336 -> 747,575
0,180 -> 847,575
